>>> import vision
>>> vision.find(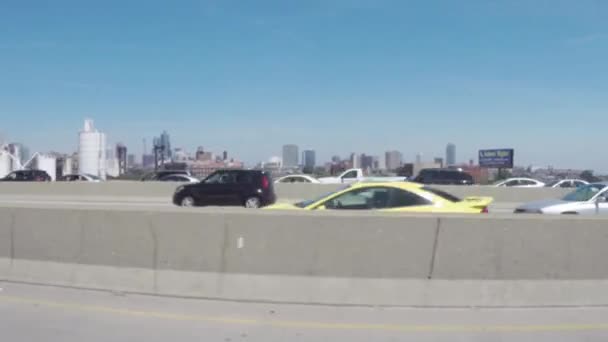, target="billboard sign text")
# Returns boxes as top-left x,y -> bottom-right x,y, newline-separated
479,149 -> 514,168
